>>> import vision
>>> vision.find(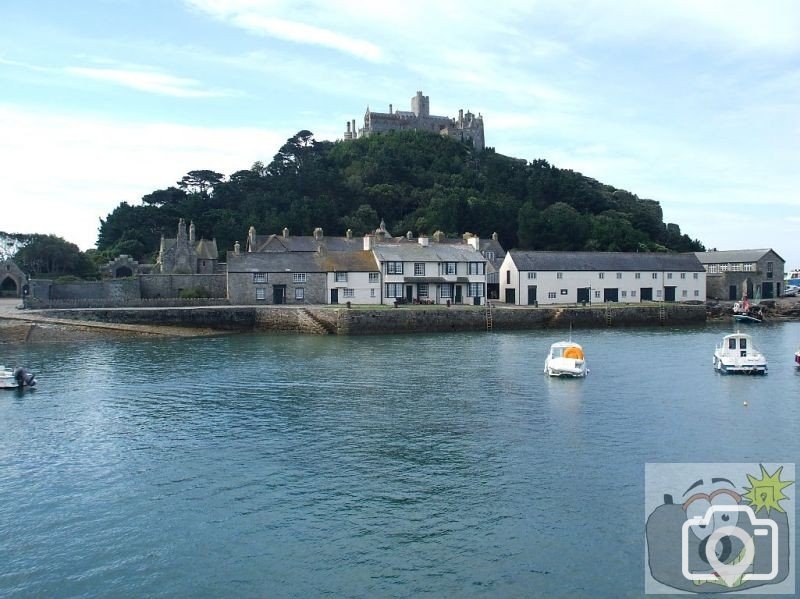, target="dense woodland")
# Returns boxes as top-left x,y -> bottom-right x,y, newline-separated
8,129 -> 705,278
